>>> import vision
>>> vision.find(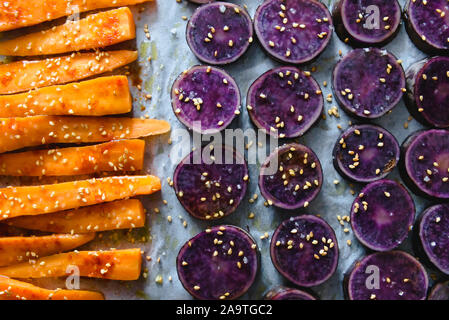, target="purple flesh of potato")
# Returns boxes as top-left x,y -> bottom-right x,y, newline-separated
171,65 -> 241,135
247,66 -> 323,139
186,2 -> 253,65
401,129 -> 449,200
346,251 -> 428,300
405,56 -> 449,128
332,48 -> 406,119
264,286 -> 317,300
177,225 -> 259,300
254,0 -> 333,64
173,145 -> 248,220
418,204 -> 449,275
350,179 -> 415,252
333,125 -> 400,183
428,282 -> 449,300
332,0 -> 401,47
259,143 -> 323,210
404,0 -> 449,54
270,215 -> 339,287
